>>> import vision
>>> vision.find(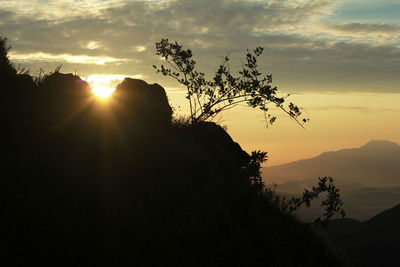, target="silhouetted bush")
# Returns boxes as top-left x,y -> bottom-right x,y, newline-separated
0,36 -> 15,76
